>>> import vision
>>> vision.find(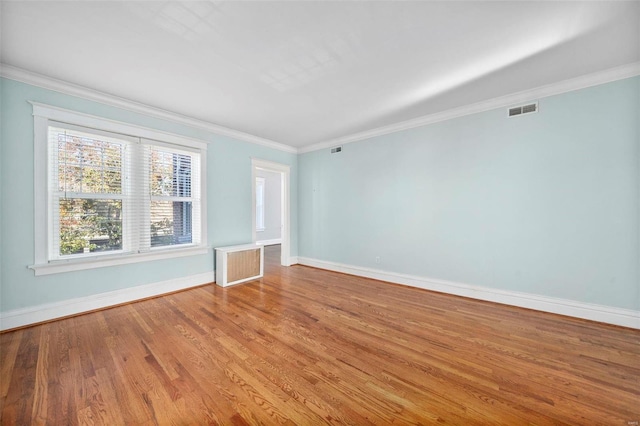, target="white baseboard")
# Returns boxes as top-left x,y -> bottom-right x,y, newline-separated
297,257 -> 639,329
0,271 -> 215,331
257,238 -> 282,246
